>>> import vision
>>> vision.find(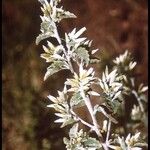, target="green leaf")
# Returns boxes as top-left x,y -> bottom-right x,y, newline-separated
56,10 -> 77,22
74,47 -> 90,66
84,137 -> 102,149
70,92 -> 85,108
134,142 -> 148,147
63,137 -> 70,145
61,118 -> 75,128
105,99 -> 121,114
40,53 -> 54,62
44,61 -> 69,80
94,105 -> 118,124
36,33 -> 54,45
69,123 -> 79,138
36,21 -> 56,45
90,58 -> 100,64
